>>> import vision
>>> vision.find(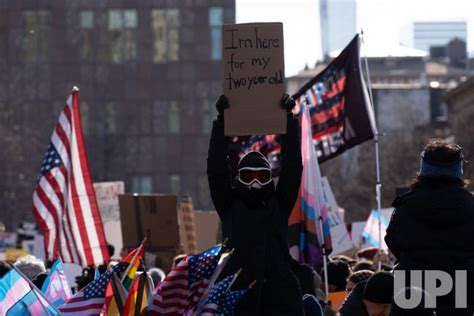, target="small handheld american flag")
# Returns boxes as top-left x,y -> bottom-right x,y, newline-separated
148,245 -> 223,315
59,262 -> 127,315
